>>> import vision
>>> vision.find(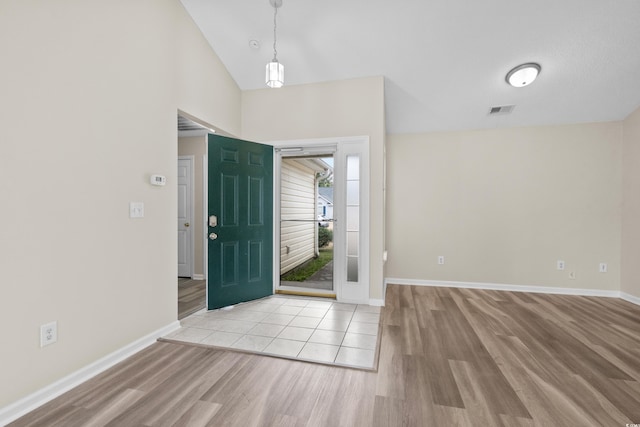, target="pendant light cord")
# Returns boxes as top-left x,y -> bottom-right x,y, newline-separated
272,5 -> 278,62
